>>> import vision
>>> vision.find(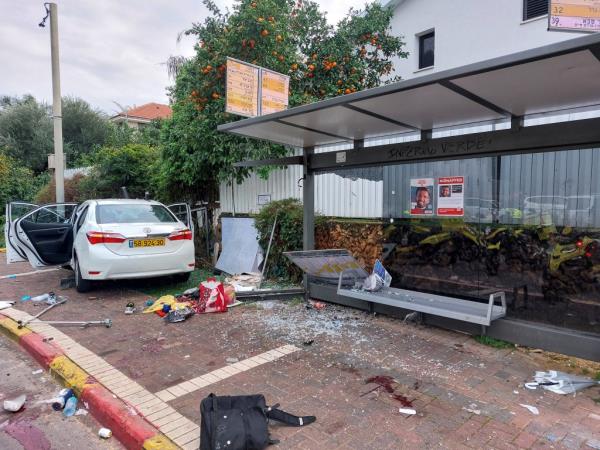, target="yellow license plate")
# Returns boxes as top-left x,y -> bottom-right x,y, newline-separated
129,238 -> 165,248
